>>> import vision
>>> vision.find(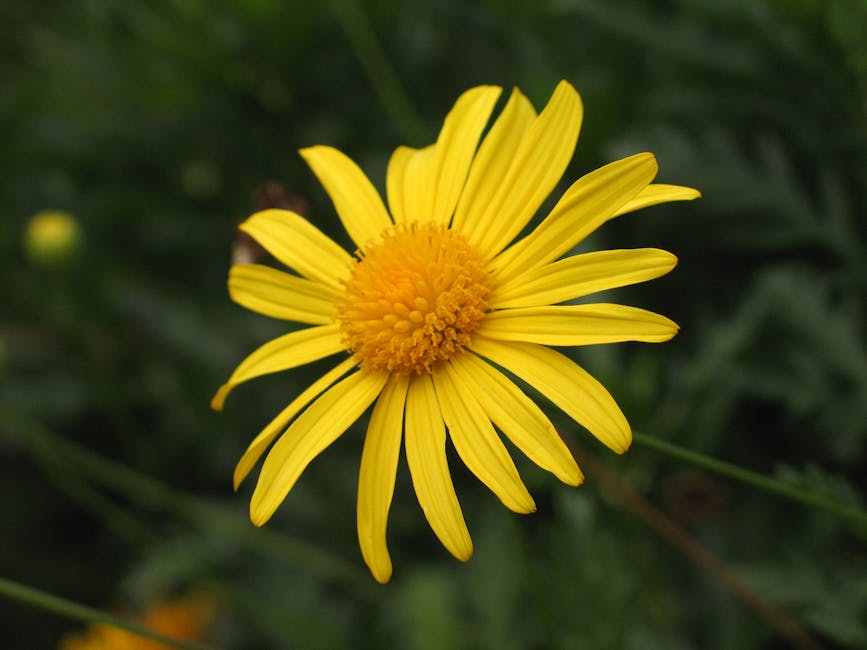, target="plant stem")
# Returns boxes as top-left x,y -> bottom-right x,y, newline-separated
570,445 -> 822,650
0,577 -> 216,650
0,410 -> 376,597
327,0 -> 429,143
633,431 -> 867,528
